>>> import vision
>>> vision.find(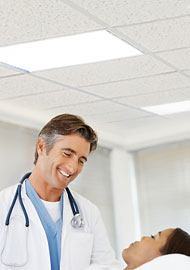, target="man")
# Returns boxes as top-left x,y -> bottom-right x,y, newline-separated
0,114 -> 122,270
